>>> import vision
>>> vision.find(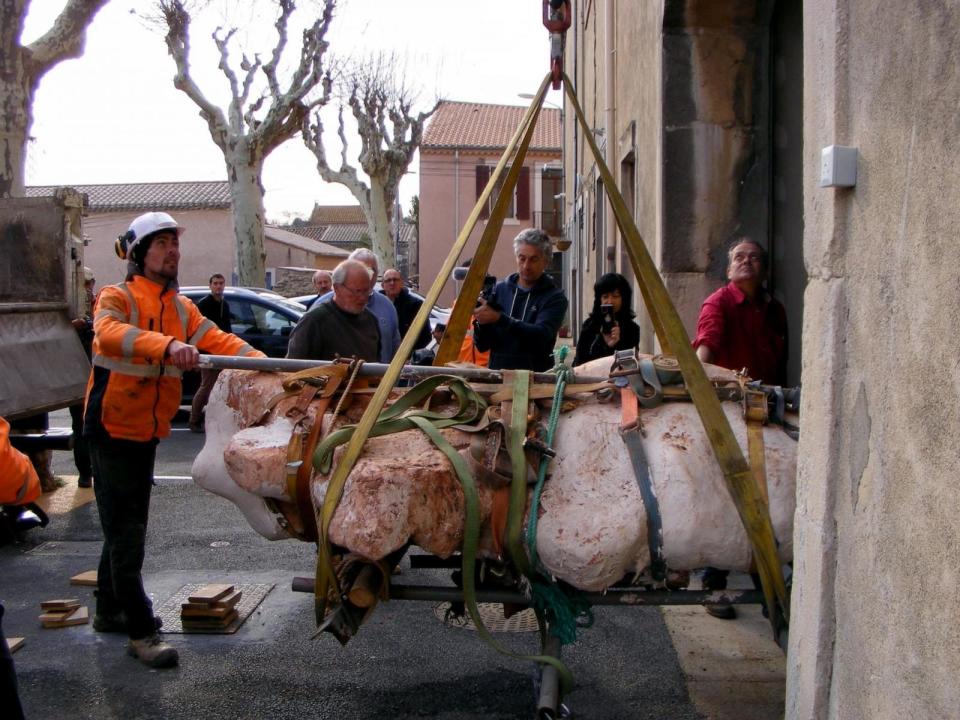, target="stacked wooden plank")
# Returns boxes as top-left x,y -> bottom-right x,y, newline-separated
180,584 -> 241,630
38,599 -> 89,628
69,570 -> 98,587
